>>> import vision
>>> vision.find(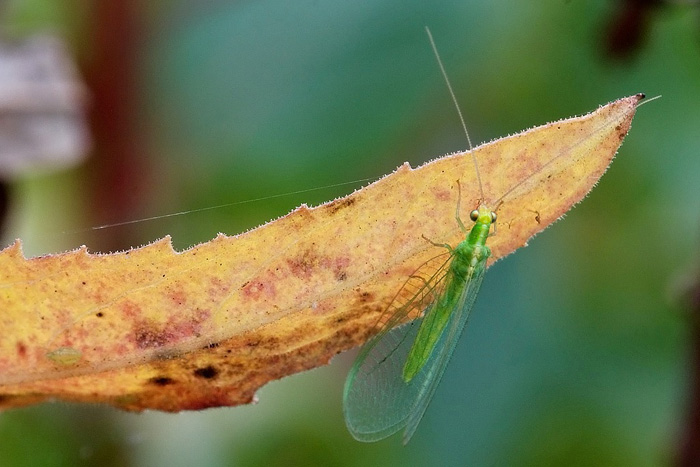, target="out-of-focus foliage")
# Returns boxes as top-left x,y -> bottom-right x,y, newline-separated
0,1 -> 697,466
